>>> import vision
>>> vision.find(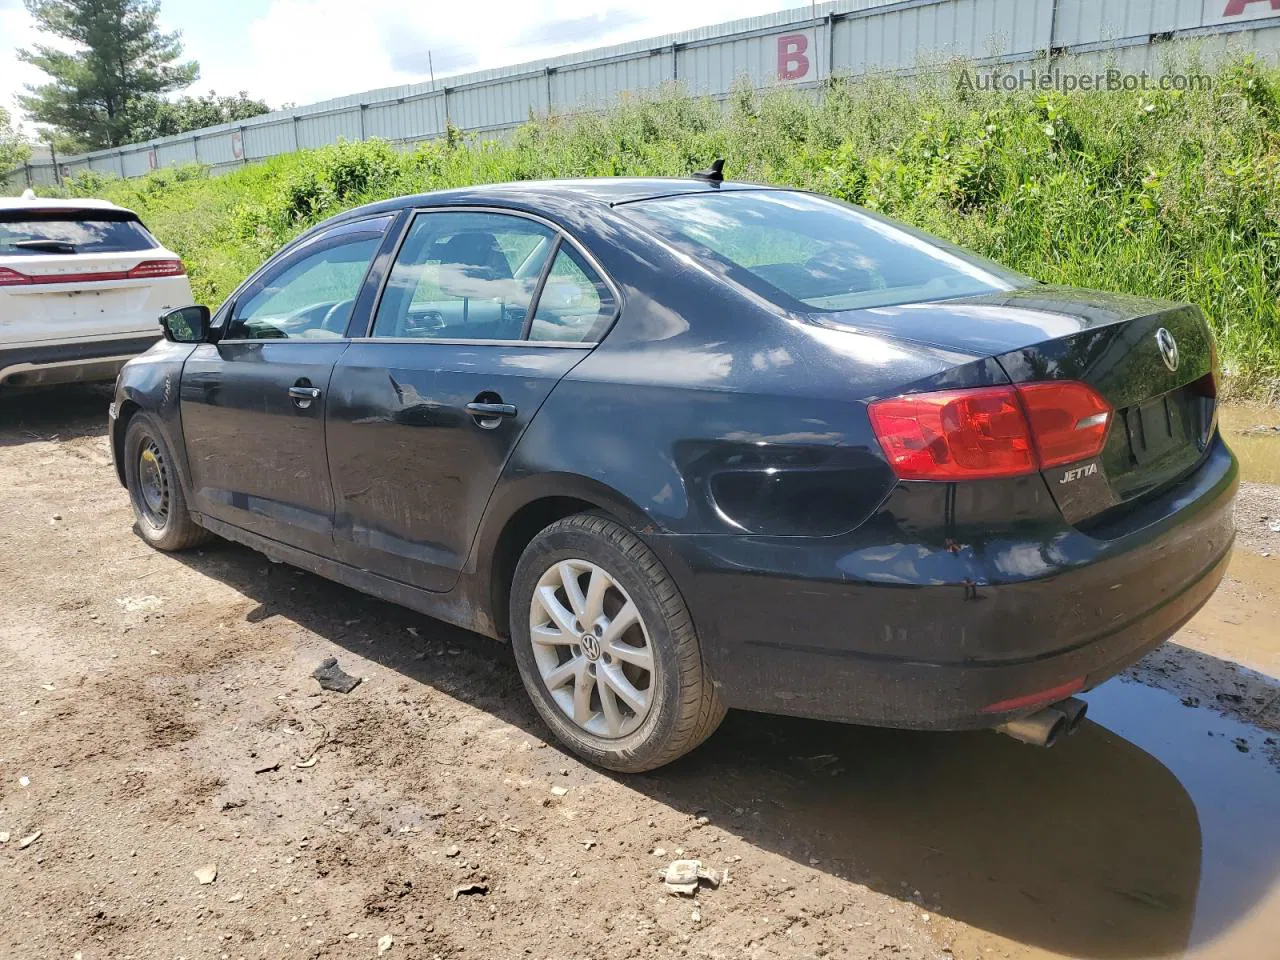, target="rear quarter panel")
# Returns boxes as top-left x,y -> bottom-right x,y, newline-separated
496,207 -> 1009,540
